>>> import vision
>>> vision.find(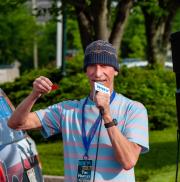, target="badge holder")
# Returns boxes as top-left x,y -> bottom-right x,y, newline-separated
77,154 -> 92,182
